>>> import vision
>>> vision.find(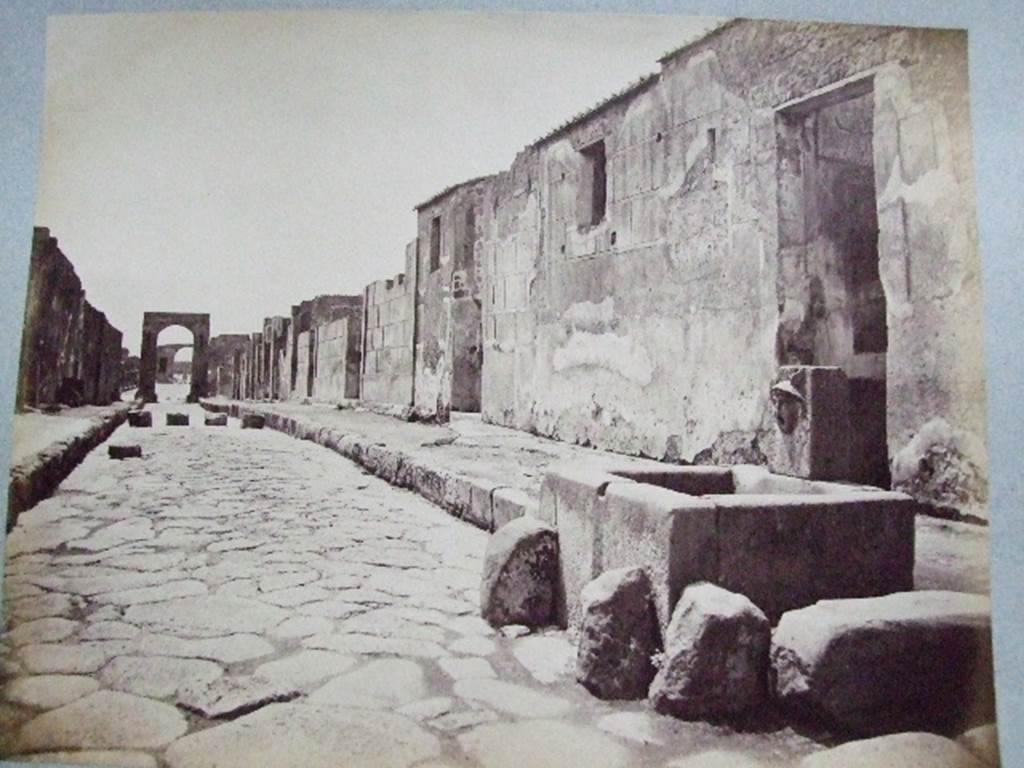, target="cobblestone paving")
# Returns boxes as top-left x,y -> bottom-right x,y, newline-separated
1,397 -> 821,768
